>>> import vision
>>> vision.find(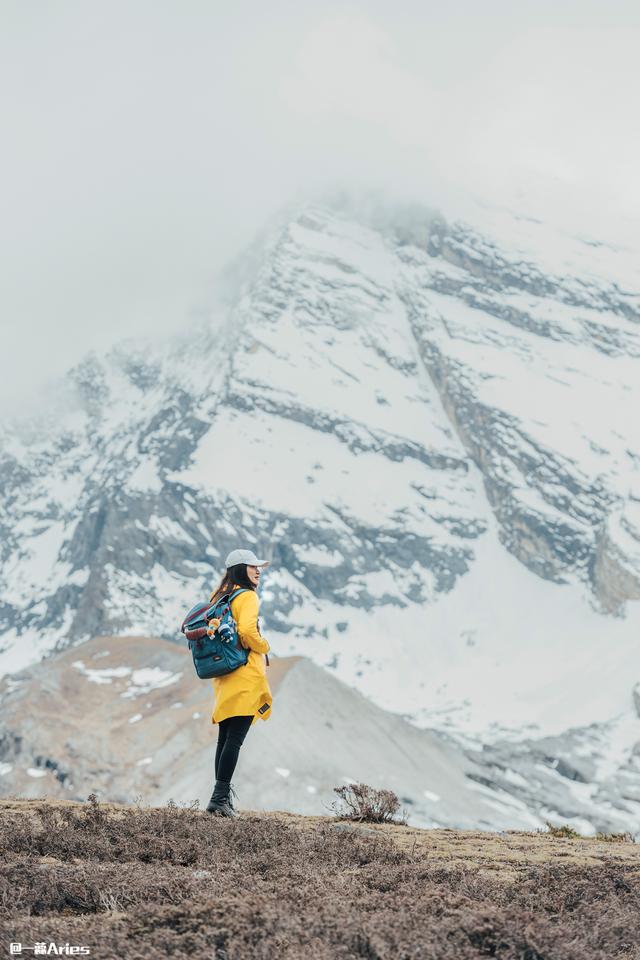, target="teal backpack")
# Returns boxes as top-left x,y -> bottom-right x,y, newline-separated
180,588 -> 250,679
